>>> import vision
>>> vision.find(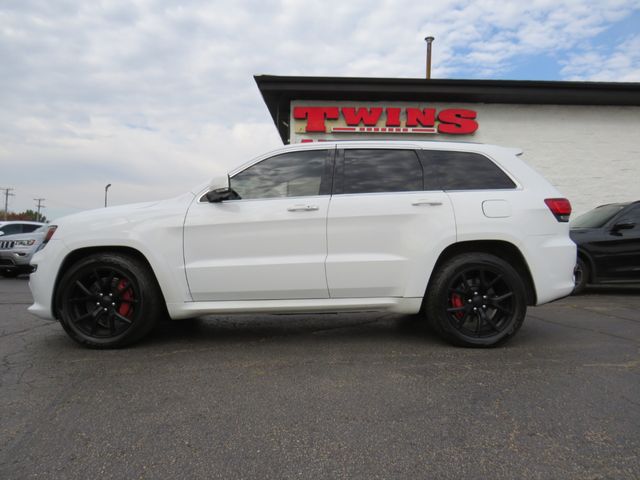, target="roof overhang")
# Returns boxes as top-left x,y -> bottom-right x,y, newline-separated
254,75 -> 640,143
